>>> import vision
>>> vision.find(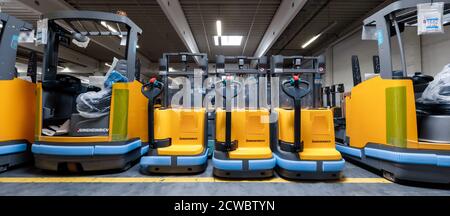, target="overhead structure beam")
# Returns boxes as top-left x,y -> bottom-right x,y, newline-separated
253,0 -> 307,58
15,0 -> 152,69
19,43 -> 100,73
157,0 -> 200,55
